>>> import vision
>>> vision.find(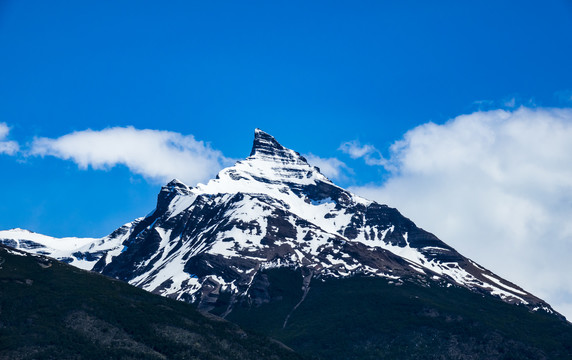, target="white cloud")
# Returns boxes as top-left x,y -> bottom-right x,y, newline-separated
339,140 -> 376,159
30,127 -> 230,185
339,140 -> 389,167
304,153 -> 350,181
0,123 -> 19,155
350,107 -> 572,320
